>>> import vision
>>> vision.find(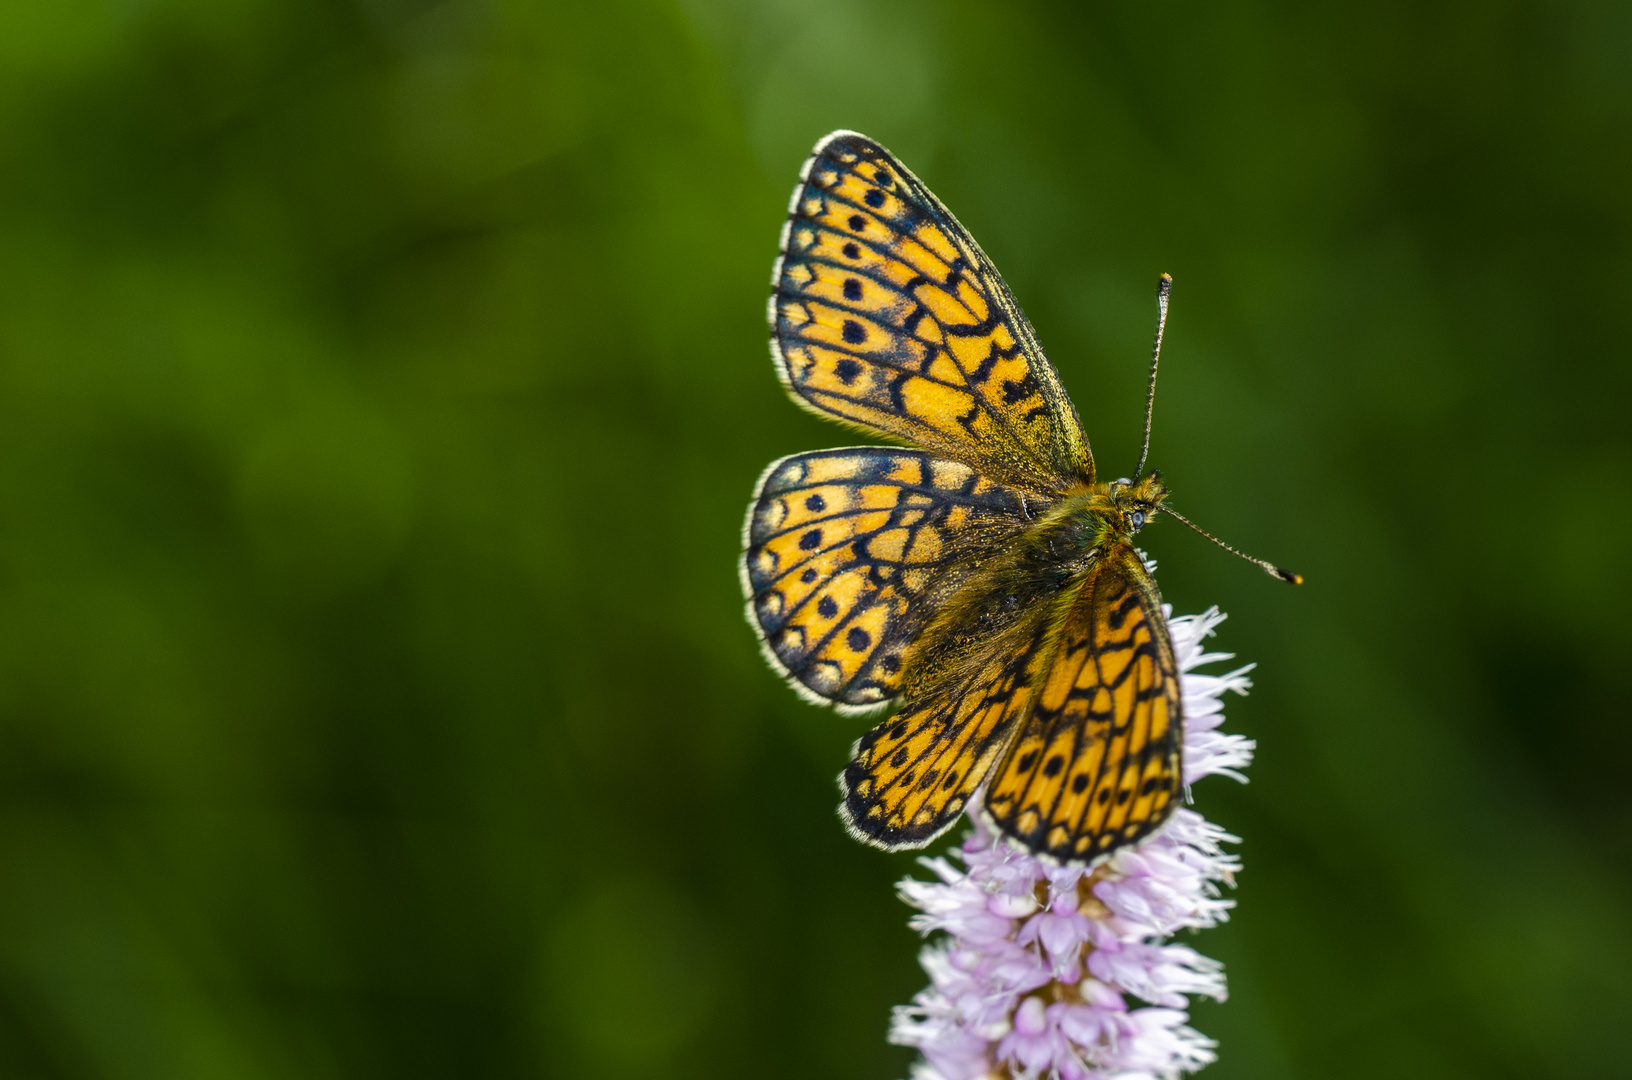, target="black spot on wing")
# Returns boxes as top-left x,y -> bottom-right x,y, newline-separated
1000,372 -> 1040,405
1105,588 -> 1140,630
